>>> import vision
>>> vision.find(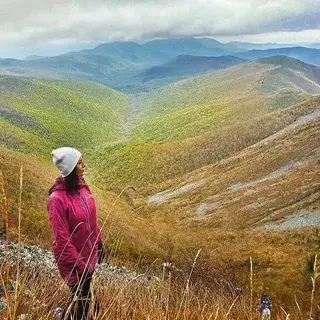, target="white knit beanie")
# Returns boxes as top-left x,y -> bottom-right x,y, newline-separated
52,147 -> 82,178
